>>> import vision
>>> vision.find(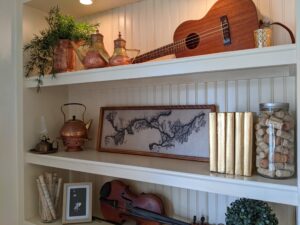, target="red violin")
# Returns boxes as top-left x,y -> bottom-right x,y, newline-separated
100,180 -> 209,225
